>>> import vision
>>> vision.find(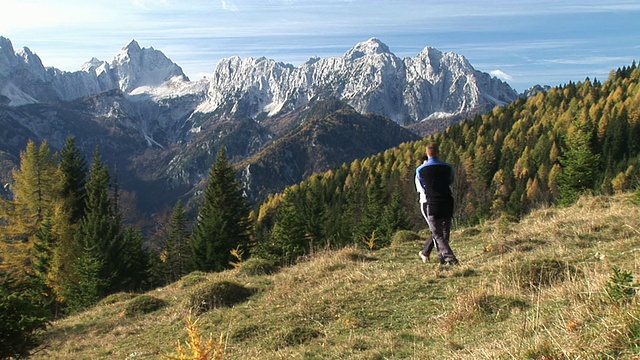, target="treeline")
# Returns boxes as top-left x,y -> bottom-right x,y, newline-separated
253,62 -> 640,261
